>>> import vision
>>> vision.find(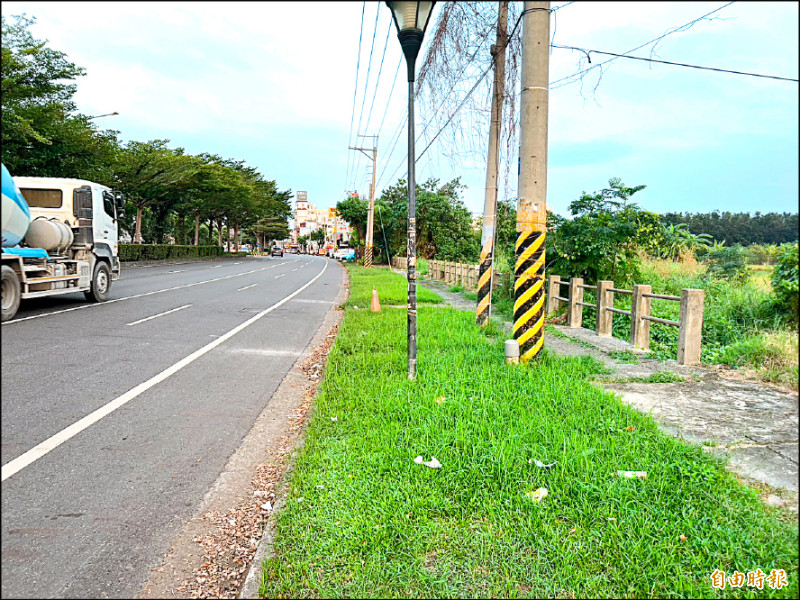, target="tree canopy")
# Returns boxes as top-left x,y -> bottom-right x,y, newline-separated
1,14 -> 293,248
